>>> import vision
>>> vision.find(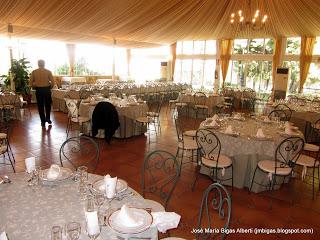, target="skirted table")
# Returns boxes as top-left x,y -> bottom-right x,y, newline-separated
0,172 -> 163,240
